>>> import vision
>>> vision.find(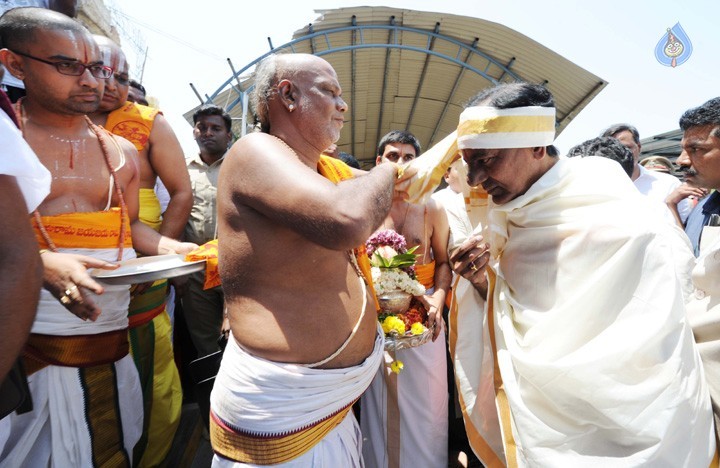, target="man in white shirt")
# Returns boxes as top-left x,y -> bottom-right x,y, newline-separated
602,123 -> 692,222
